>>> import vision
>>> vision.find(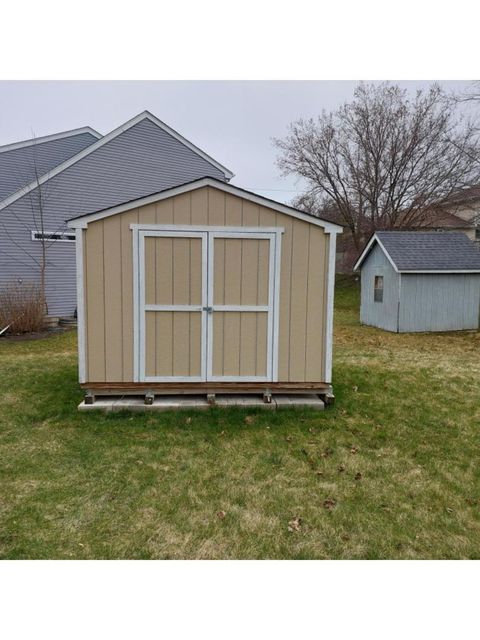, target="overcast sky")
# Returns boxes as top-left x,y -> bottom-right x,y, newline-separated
0,81 -> 473,203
